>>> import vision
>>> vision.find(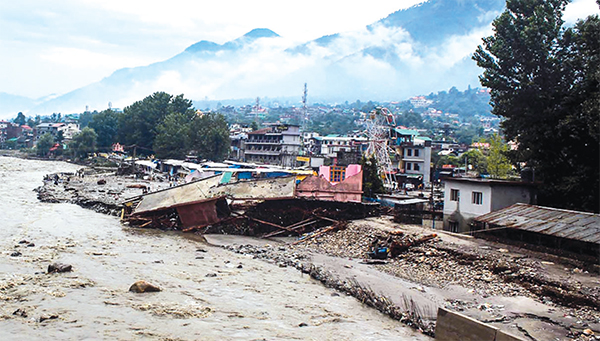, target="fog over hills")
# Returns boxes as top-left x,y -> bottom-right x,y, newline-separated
4,0 -> 506,117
